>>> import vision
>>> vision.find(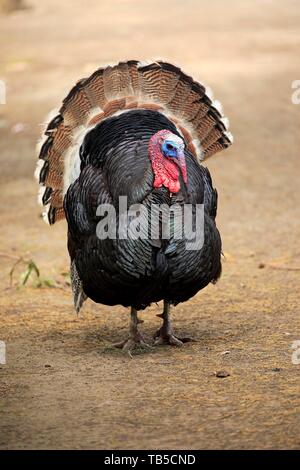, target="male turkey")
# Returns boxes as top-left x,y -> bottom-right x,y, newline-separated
35,60 -> 232,352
